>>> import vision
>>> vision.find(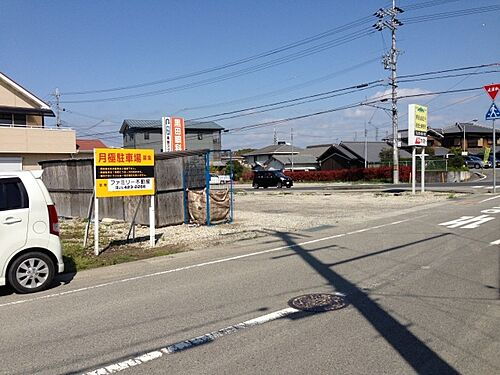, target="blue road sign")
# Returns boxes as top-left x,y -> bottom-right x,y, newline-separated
485,102 -> 500,120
